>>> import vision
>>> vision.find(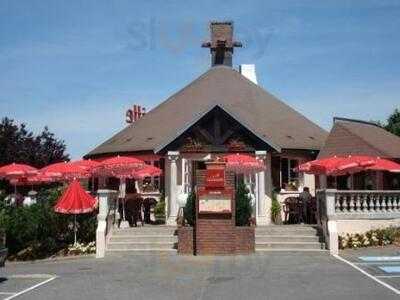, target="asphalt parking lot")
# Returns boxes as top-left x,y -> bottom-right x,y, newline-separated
339,246 -> 400,295
0,249 -> 400,300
